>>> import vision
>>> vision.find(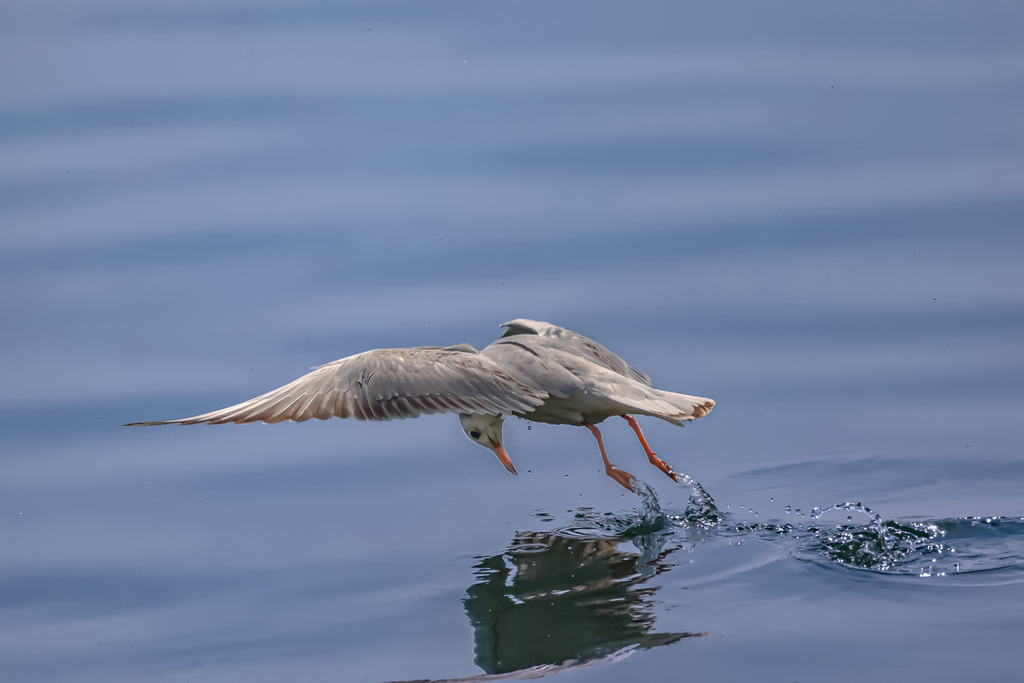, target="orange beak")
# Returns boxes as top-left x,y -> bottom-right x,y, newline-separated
491,439 -> 518,475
